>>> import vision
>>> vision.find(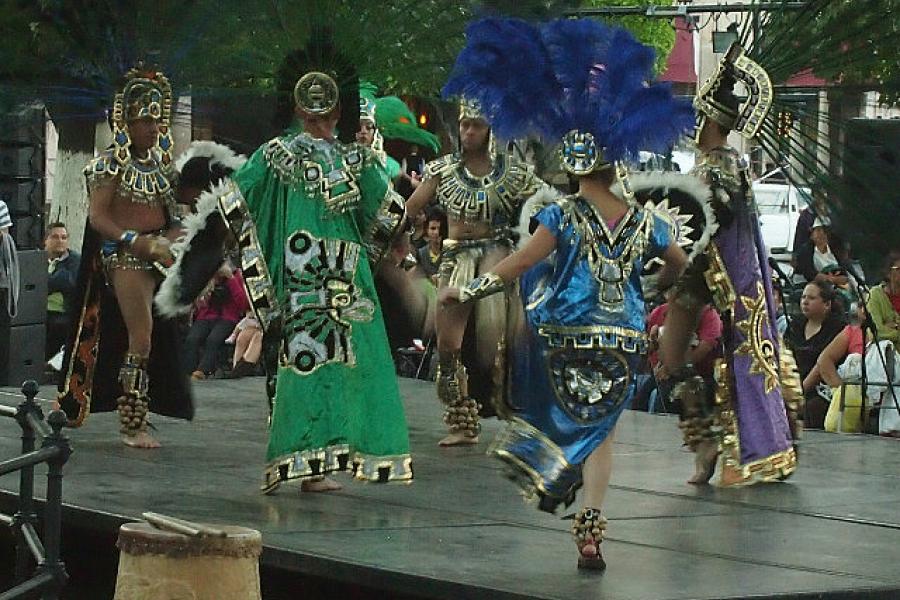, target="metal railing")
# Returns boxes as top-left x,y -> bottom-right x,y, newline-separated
0,381 -> 71,600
